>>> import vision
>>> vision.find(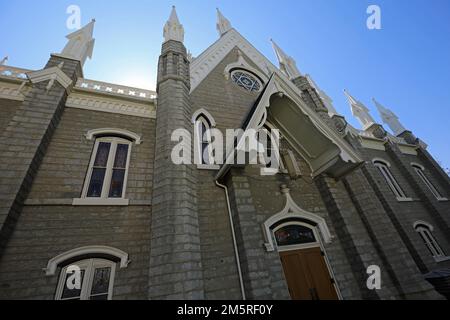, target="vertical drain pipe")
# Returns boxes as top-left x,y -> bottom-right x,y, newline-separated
215,180 -> 246,300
